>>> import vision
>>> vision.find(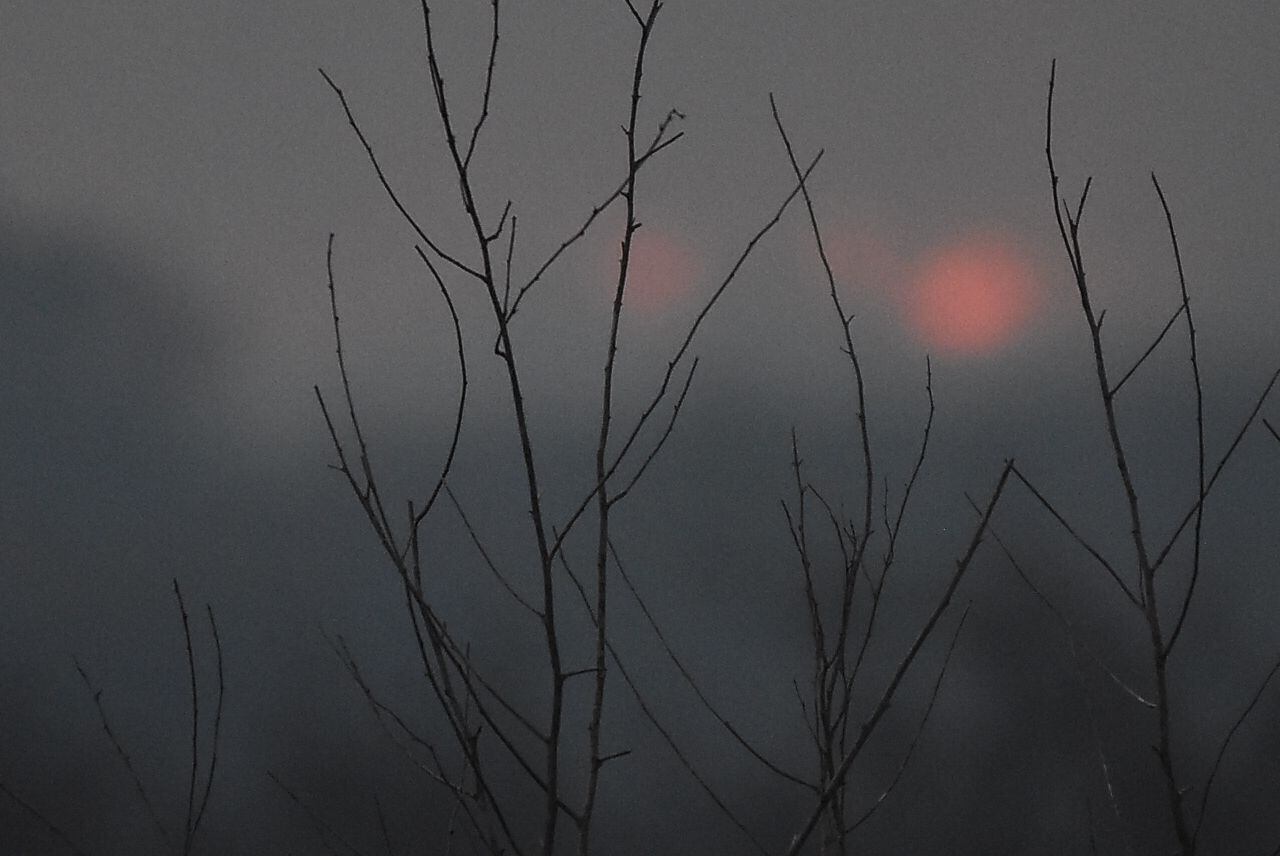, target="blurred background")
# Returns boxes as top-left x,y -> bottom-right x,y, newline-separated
3,2 -> 1279,852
